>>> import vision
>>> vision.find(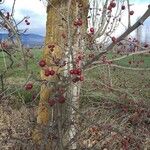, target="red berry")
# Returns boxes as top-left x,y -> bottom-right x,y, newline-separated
74,18 -> 83,27
73,69 -> 78,75
48,99 -> 55,106
76,68 -> 82,75
144,44 -> 148,48
48,44 -> 55,49
49,70 -> 55,76
110,2 -> 116,8
25,83 -> 33,90
78,55 -> 82,60
77,18 -> 83,26
25,19 -> 28,23
121,5 -> 125,10
72,77 -> 80,83
39,60 -> 46,67
58,96 -> 65,104
44,69 -> 51,76
129,11 -> 134,15
69,70 -> 74,74
111,36 -> 117,43
108,5 -> 112,11
90,27 -> 95,33
26,22 -> 30,25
